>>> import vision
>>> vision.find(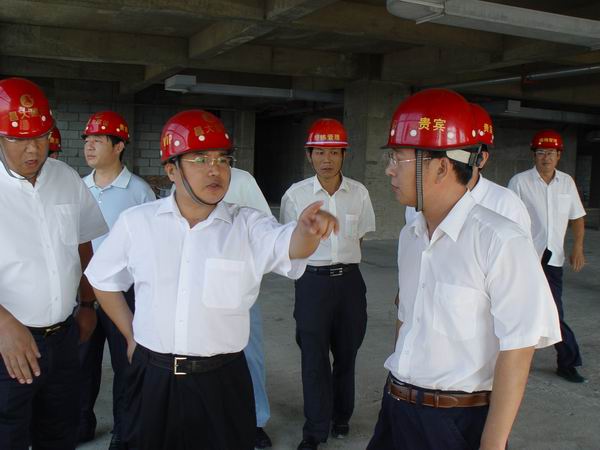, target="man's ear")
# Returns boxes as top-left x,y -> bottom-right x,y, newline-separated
164,162 -> 176,182
306,150 -> 312,164
436,157 -> 451,183
114,141 -> 126,156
